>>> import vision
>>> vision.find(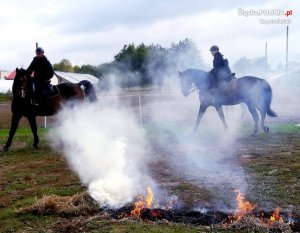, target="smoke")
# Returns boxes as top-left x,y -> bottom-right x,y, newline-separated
94,41 -> 250,210
145,90 -> 247,209
46,40 -> 299,211
269,70 -> 300,119
49,102 -> 154,208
